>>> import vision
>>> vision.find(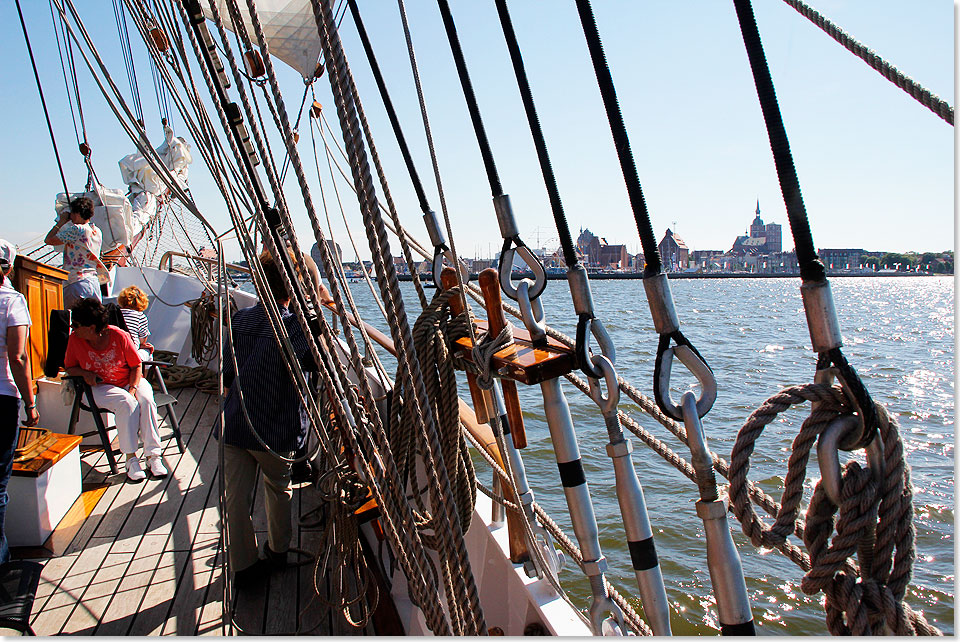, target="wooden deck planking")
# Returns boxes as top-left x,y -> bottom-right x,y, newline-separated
26,382 -> 371,636
97,391 -> 222,635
